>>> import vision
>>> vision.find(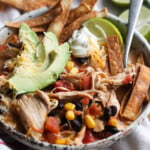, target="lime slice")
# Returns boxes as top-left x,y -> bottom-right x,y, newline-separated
83,17 -> 124,50
112,0 -> 130,7
119,6 -> 150,42
138,24 -> 150,42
